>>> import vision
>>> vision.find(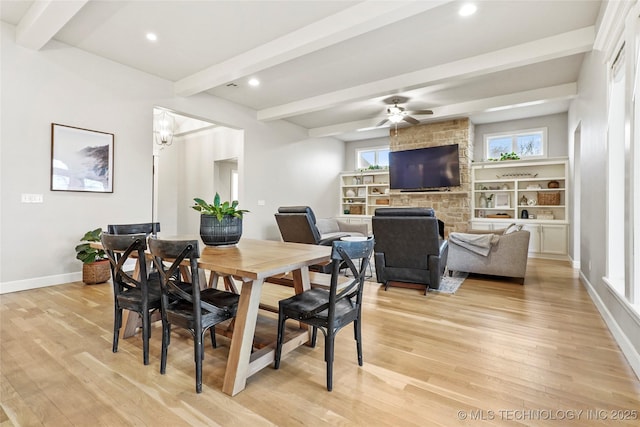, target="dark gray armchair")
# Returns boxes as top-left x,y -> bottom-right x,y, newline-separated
275,206 -> 367,273
372,208 -> 448,294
